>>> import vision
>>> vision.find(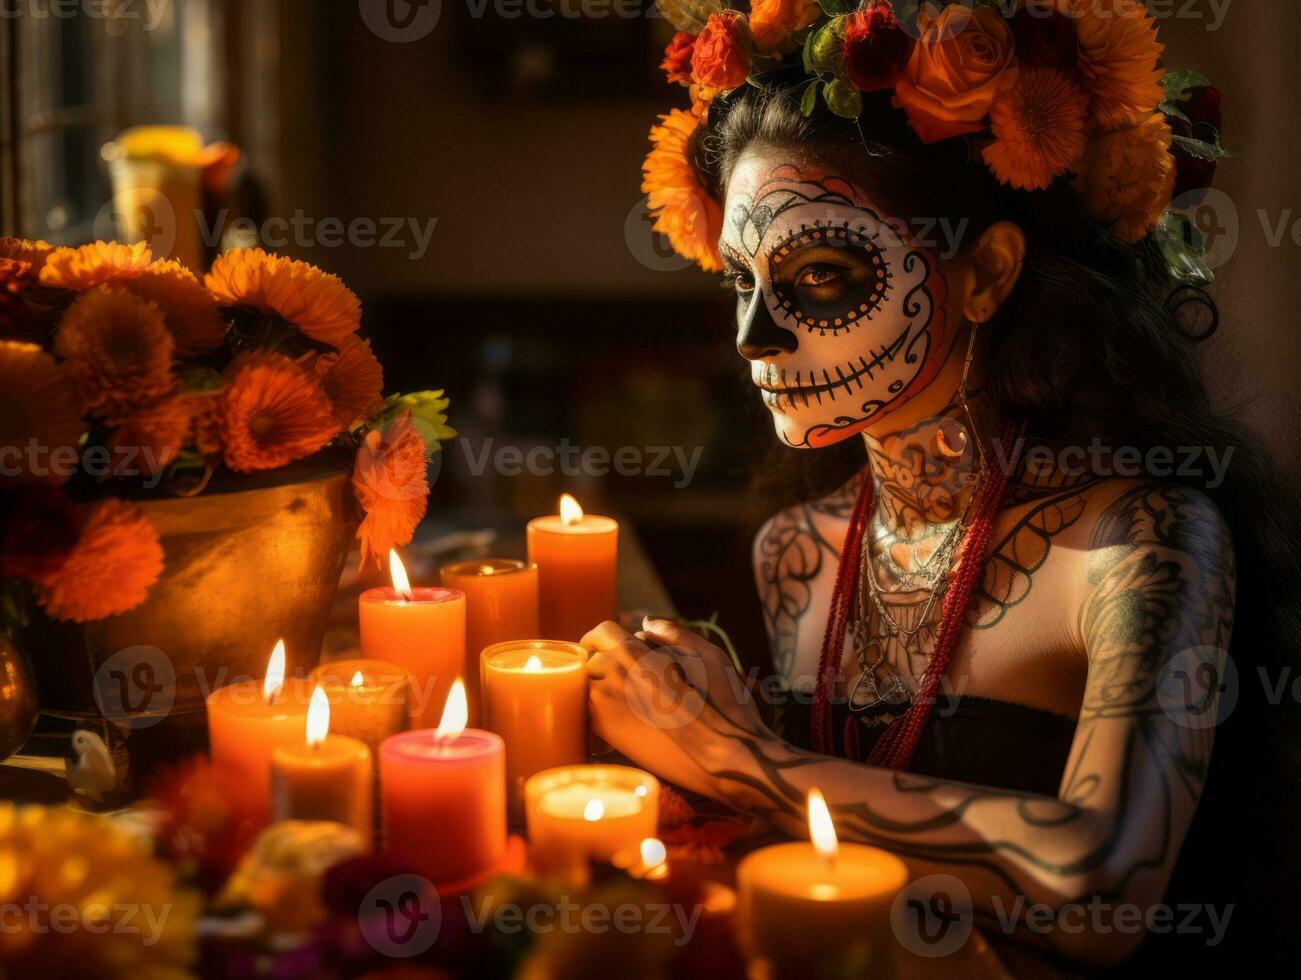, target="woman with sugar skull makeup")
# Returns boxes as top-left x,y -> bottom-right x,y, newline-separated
585,2 -> 1301,972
